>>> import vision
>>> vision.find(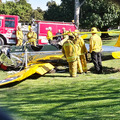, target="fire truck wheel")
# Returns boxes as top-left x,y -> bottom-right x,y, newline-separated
0,37 -> 4,45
